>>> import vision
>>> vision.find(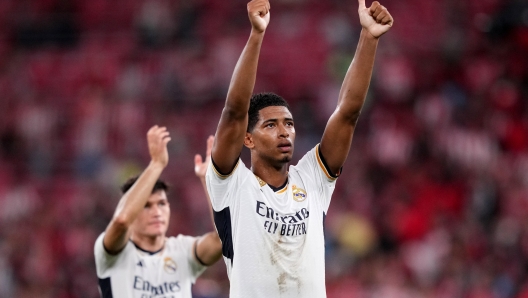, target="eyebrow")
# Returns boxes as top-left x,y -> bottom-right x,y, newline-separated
147,198 -> 169,205
262,117 -> 294,123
